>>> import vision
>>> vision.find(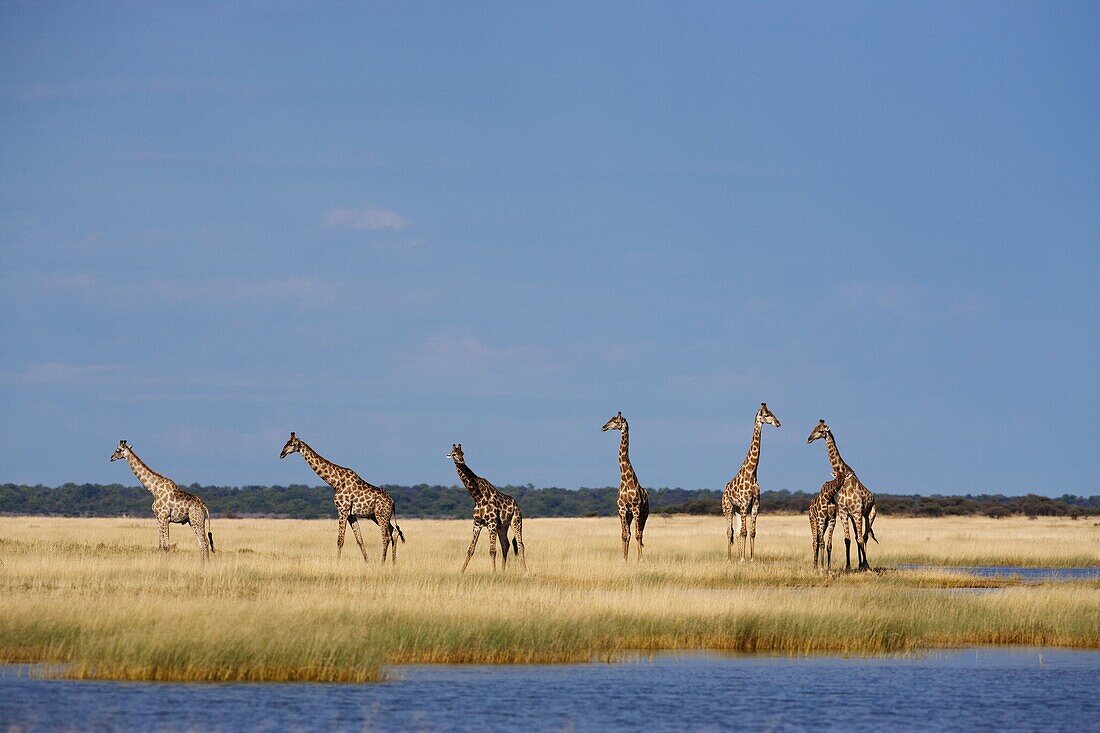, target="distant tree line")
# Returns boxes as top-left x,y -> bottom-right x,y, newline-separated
1,483 -> 1096,519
